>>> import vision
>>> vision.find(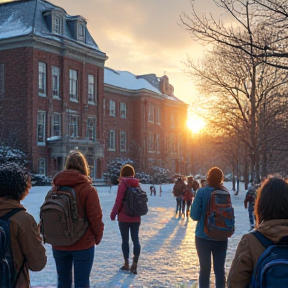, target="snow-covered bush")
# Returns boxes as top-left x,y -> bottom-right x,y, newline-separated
0,145 -> 27,165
